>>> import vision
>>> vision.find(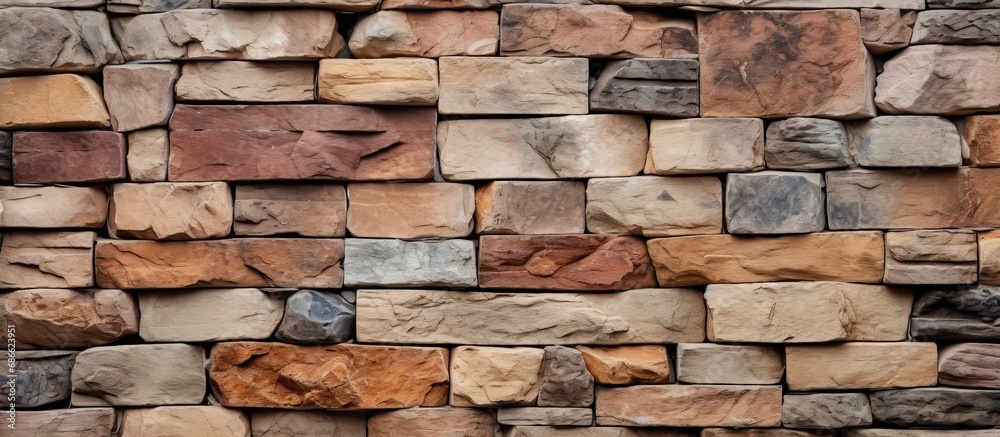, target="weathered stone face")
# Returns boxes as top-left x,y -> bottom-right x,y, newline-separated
586,176 -> 722,237
0,288 -> 137,349
318,58 -> 439,105
349,11 -> 498,57
596,385 -> 782,427
508,427 -> 698,437
498,408 -> 593,427
215,0 -> 378,11
120,407 -> 250,437
0,74 -> 110,130
927,0 -> 1000,6
980,230 -> 1000,285
343,239 -> 477,287
109,182 -> 233,240
13,131 -> 126,185
274,290 -> 356,345
675,344 -> 784,385
476,181 -> 586,235
439,57 -> 588,115
725,172 -> 825,234
645,118 -> 764,175
0,232 -> 95,289
234,184 -> 347,237
912,10 -> 1000,44
103,64 -> 179,132
860,8 -> 915,55
964,115 -> 1000,167
846,116 -> 962,167
450,346 -> 545,407
13,351 -> 77,408
538,346 -> 594,407
884,230 -> 978,285
876,45 -> 1000,115
346,183 -> 474,239
938,343 -> 1000,389
911,284 -> 1000,340
764,118 -> 851,170
590,58 -> 699,117
0,7 -> 122,75
367,408 -> 498,437
251,410 -> 366,437
71,343 -> 206,406
127,129 -> 169,182
107,0 -> 210,13
782,393 -> 873,429
176,61 -> 316,102
785,342 -> 939,390
138,288 -> 284,342
577,345 -> 672,385
14,408 -> 116,437
0,187 -> 107,229
870,388 -> 1000,427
